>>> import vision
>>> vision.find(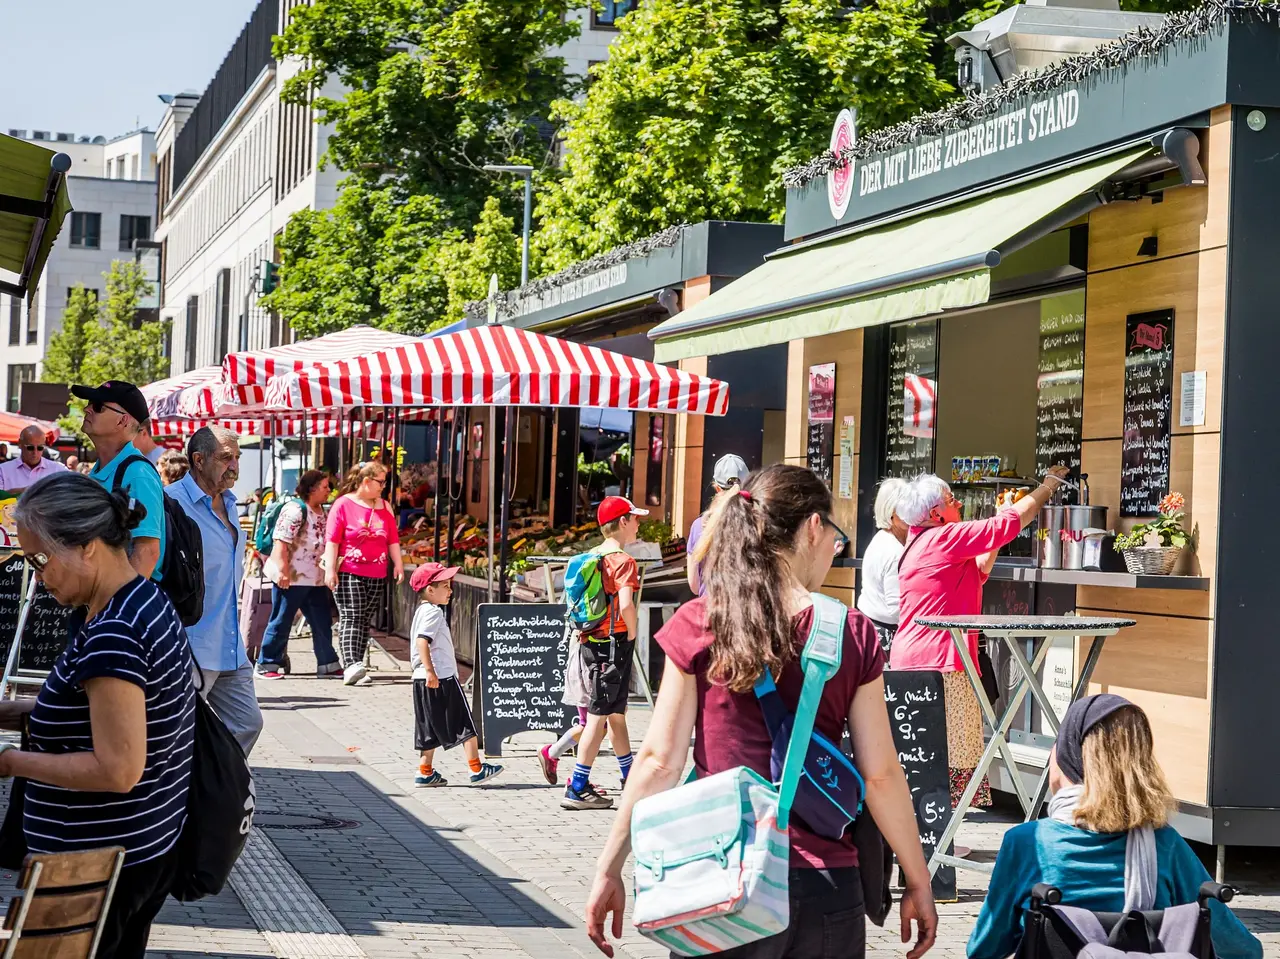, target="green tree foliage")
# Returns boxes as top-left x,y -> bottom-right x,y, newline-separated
435,197 -> 523,326
534,0 -> 954,268
41,286 -> 99,386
